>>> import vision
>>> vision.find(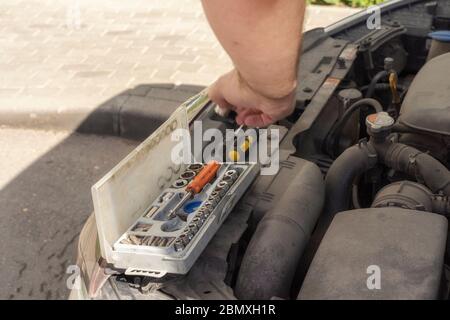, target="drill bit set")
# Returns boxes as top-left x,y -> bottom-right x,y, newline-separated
112,161 -> 259,276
